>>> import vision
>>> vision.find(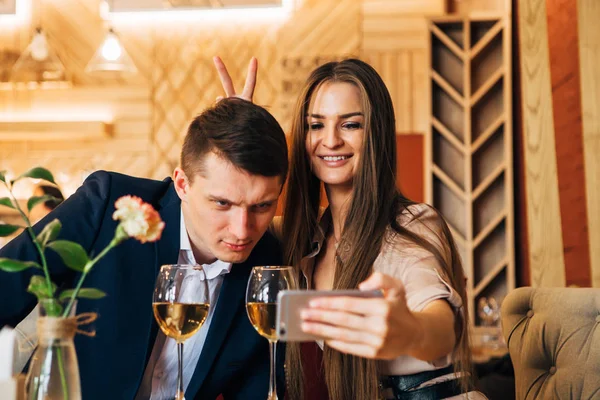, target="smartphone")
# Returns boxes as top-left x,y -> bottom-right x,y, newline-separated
276,289 -> 383,342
